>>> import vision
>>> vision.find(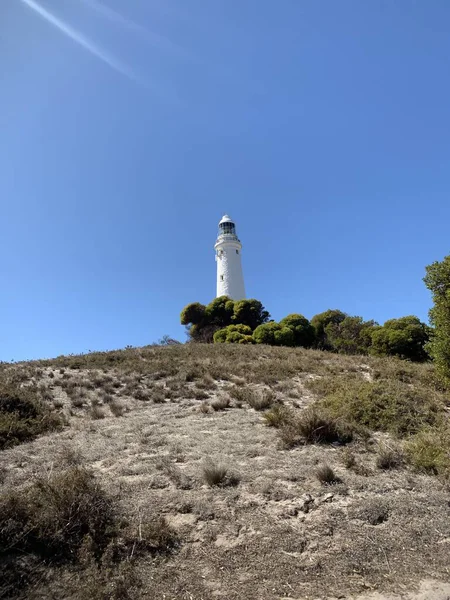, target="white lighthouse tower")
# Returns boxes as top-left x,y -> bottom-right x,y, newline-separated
215,215 -> 246,300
